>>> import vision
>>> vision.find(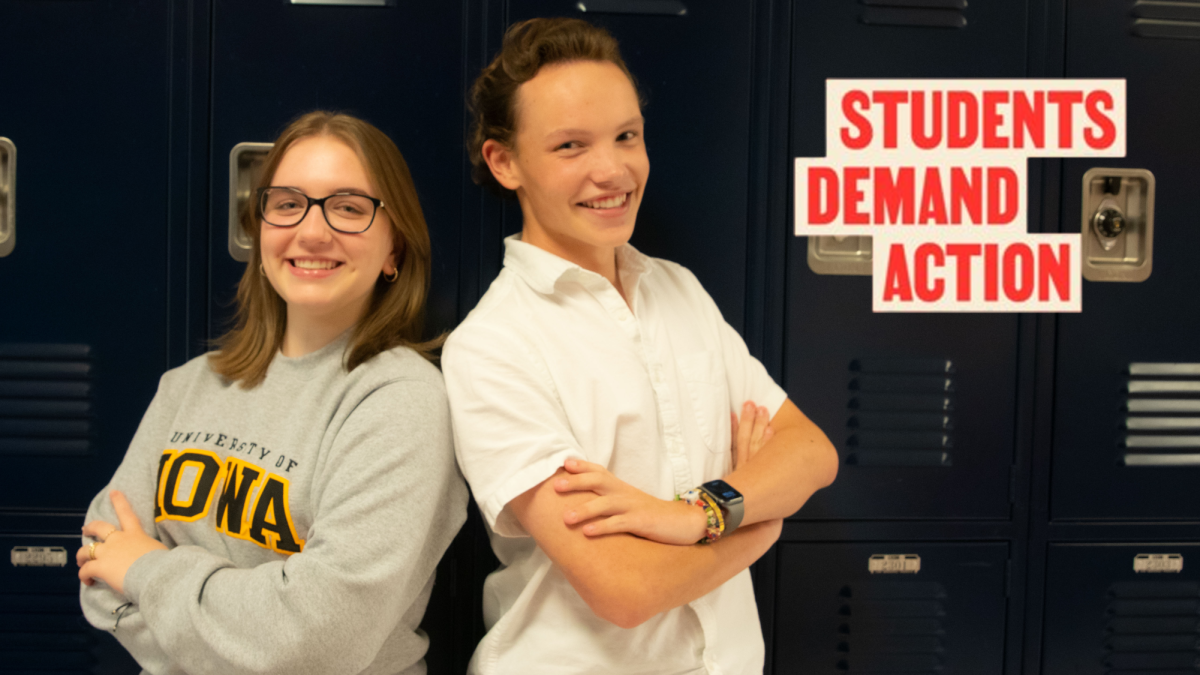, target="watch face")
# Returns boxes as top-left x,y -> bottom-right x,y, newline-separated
703,479 -> 742,501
